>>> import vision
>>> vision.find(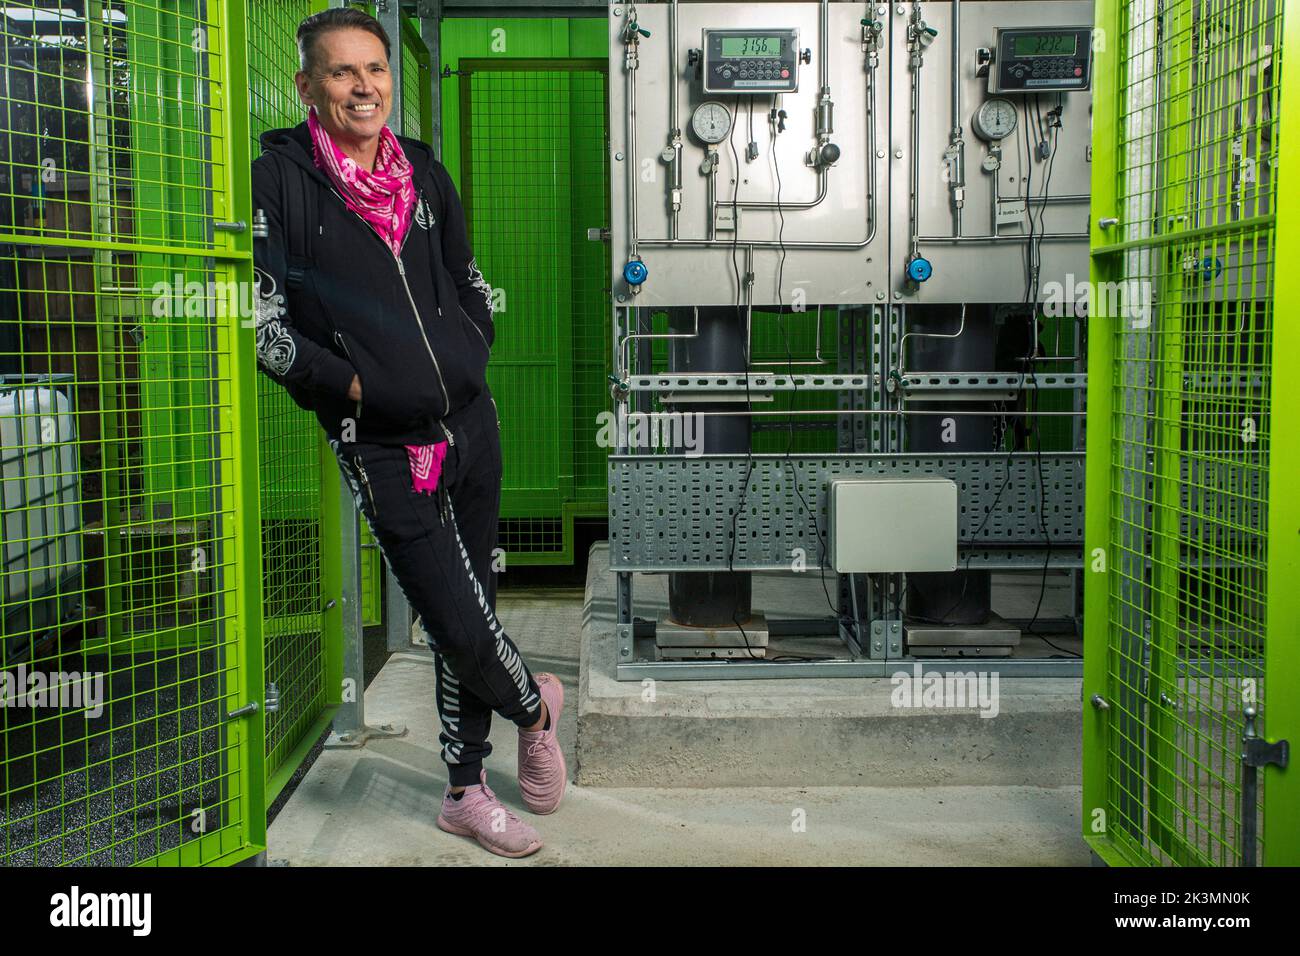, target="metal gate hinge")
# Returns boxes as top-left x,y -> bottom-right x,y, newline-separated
1242,737 -> 1289,769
